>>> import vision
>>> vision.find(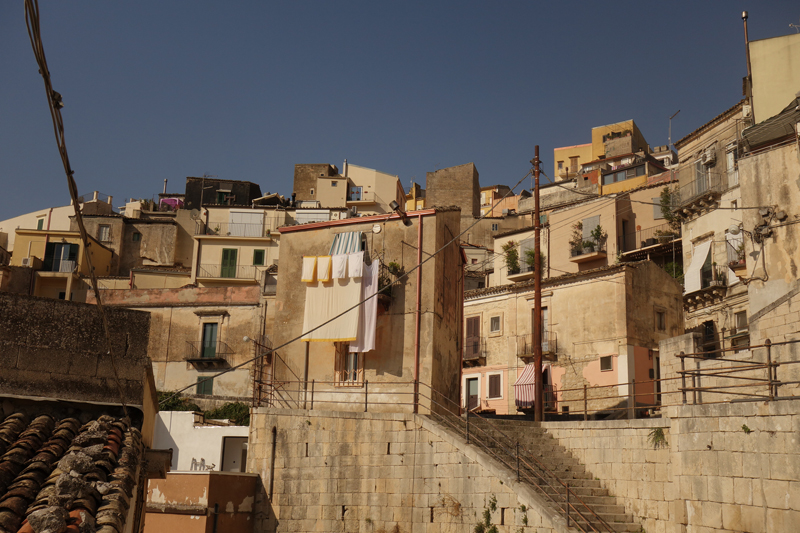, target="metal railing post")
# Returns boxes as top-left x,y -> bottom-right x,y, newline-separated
465,409 -> 470,444
629,379 -> 636,419
680,352 -> 687,404
310,379 -> 315,410
691,371 -> 697,405
516,442 -> 520,482
583,384 -> 588,421
765,339 -> 774,400
565,482 -> 570,527
364,380 -> 369,412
